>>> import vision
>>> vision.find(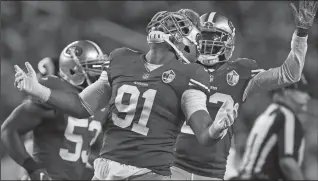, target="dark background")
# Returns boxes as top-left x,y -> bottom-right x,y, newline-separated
1,1 -> 317,179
